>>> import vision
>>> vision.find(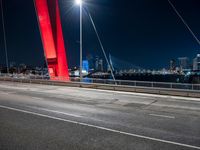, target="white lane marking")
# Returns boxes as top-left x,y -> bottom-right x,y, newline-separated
33,107 -> 83,118
0,92 -> 16,95
78,87 -> 200,102
1,82 -> 200,102
149,114 -> 175,119
31,97 -> 44,100
0,105 -> 199,149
